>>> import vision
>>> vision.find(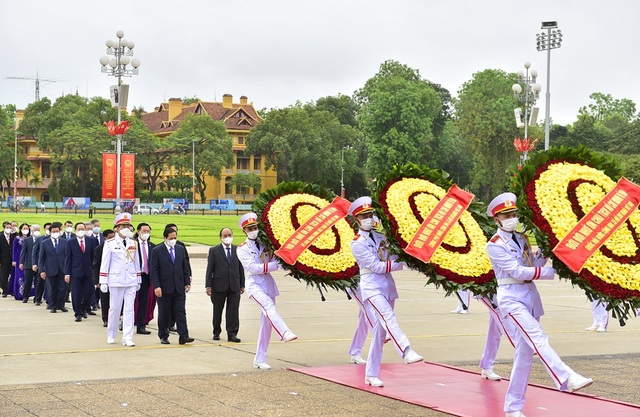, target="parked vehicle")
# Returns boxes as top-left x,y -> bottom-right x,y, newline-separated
134,205 -> 159,215
159,204 -> 186,215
